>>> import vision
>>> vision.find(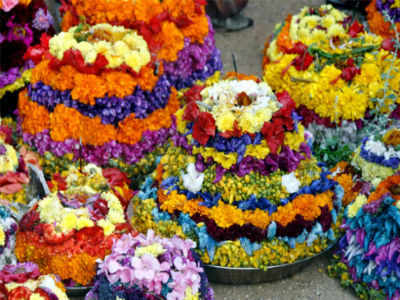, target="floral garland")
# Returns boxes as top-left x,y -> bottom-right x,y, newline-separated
15,164 -> 134,286
129,75 -> 347,269
0,205 -> 17,269
85,231 -> 214,300
263,5 -> 400,167
0,262 -> 69,300
352,128 -> 400,187
0,0 -> 54,100
367,0 -> 400,39
328,174 -> 400,300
